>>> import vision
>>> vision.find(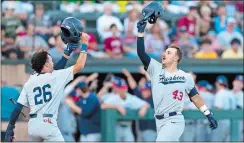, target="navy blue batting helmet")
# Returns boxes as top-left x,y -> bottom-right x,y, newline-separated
60,17 -> 83,44
142,1 -> 165,24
